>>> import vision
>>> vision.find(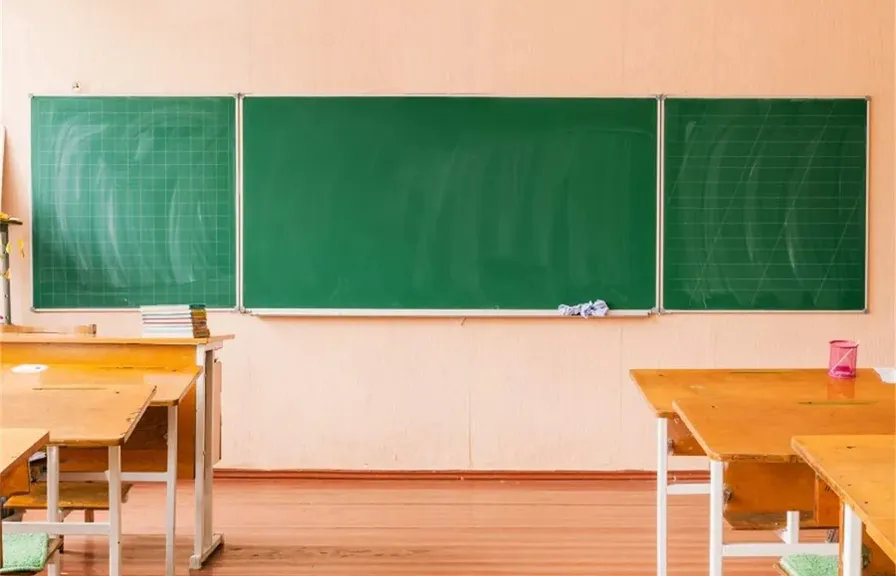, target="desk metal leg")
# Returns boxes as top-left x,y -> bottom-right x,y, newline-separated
781,510 -> 800,544
191,346 -> 223,570
202,352 -> 215,551
842,504 -> 863,576
108,446 -> 122,576
46,543 -> 60,576
46,447 -> 60,528
709,459 -> 724,576
656,418 -> 668,576
193,346 -> 207,568
165,405 -> 178,576
46,446 -> 60,576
